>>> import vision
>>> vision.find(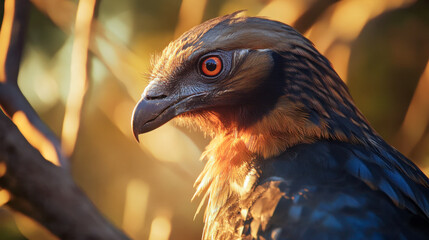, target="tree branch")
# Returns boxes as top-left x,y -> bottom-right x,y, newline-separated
0,0 -> 69,169
0,110 -> 130,240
